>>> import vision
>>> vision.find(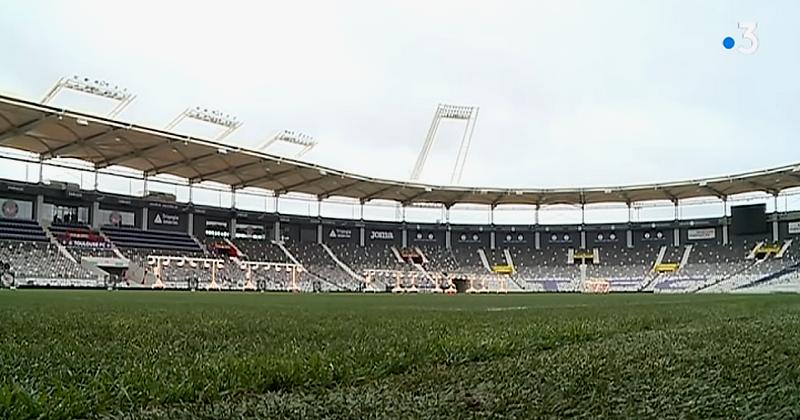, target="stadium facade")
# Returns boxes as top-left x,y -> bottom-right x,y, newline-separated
0,94 -> 799,294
